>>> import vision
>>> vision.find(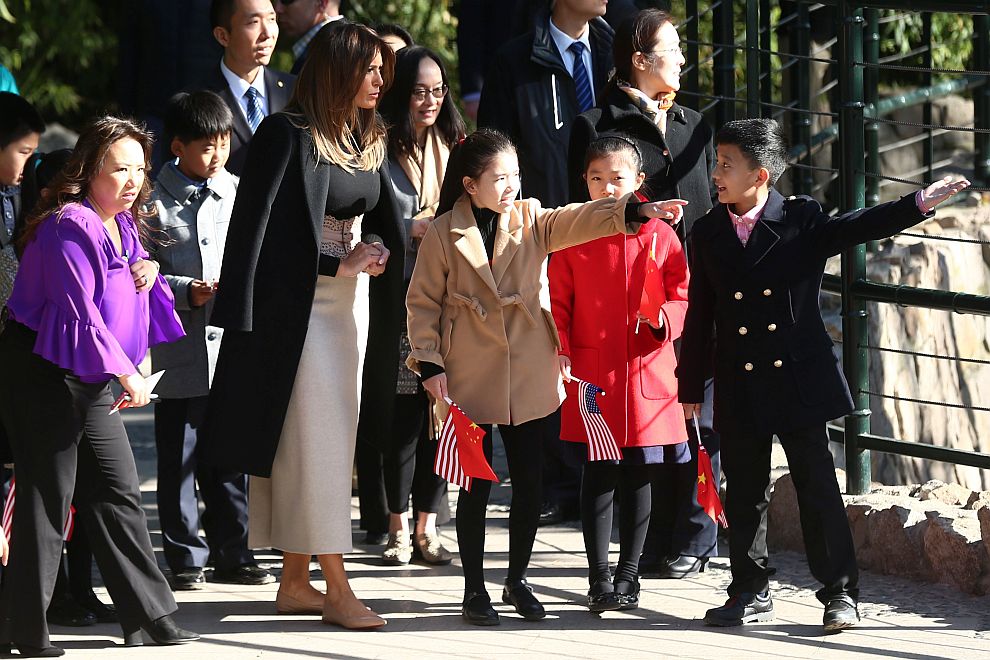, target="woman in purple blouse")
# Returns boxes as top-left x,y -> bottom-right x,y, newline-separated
0,117 -> 198,657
